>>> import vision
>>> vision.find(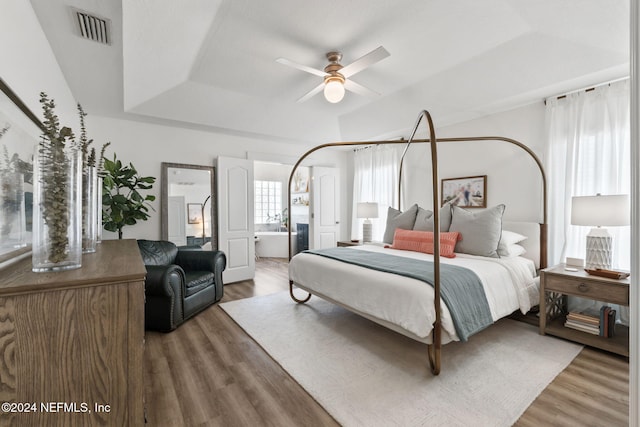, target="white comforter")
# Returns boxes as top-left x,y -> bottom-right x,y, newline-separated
289,245 -> 538,344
